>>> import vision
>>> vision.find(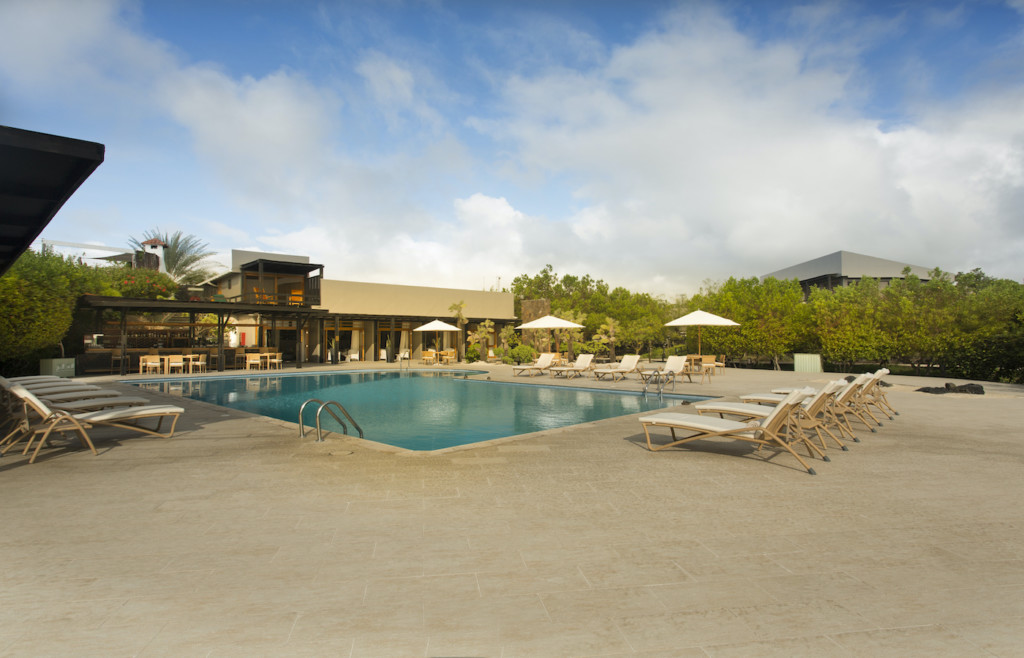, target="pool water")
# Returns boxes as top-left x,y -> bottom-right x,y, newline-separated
130,370 -> 708,451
